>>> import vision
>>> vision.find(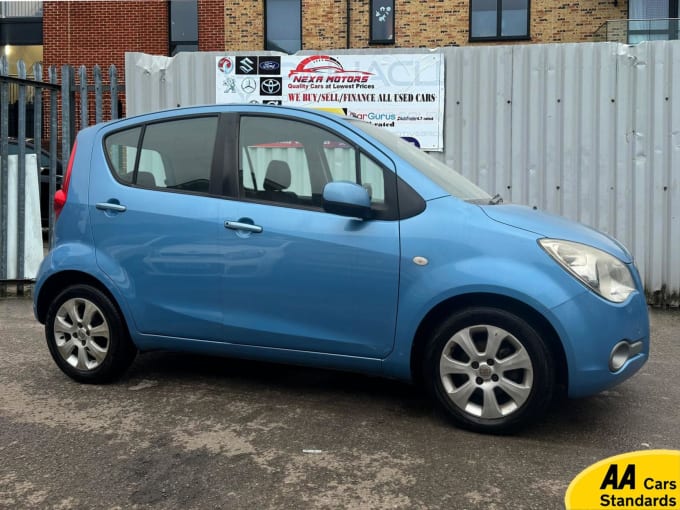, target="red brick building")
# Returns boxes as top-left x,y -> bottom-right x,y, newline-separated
32,0 -> 680,77
4,0 -> 679,80
36,0 -> 224,129
2,0 -> 678,131
42,0 -> 225,84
